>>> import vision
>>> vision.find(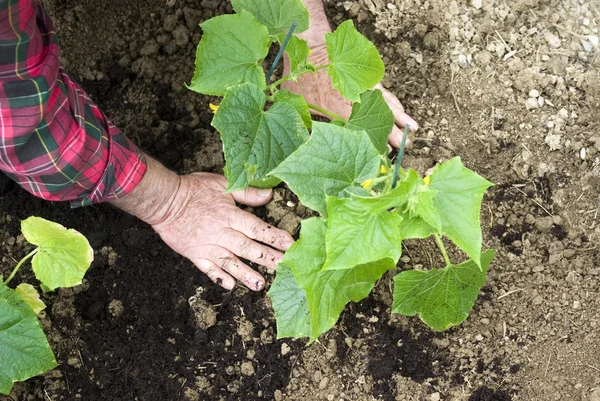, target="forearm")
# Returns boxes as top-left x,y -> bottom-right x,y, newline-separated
300,0 -> 332,47
109,156 -> 181,226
